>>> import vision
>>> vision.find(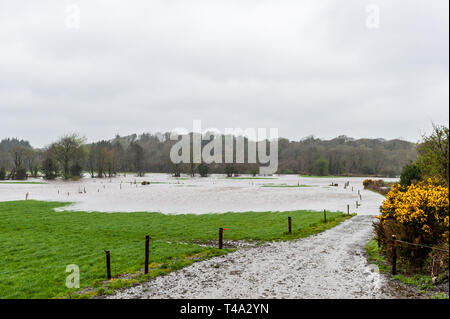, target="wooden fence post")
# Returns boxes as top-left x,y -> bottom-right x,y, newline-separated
218,228 -> 223,249
145,235 -> 150,274
323,209 -> 327,223
391,235 -> 397,275
288,216 -> 292,234
105,250 -> 111,280
347,204 -> 349,215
